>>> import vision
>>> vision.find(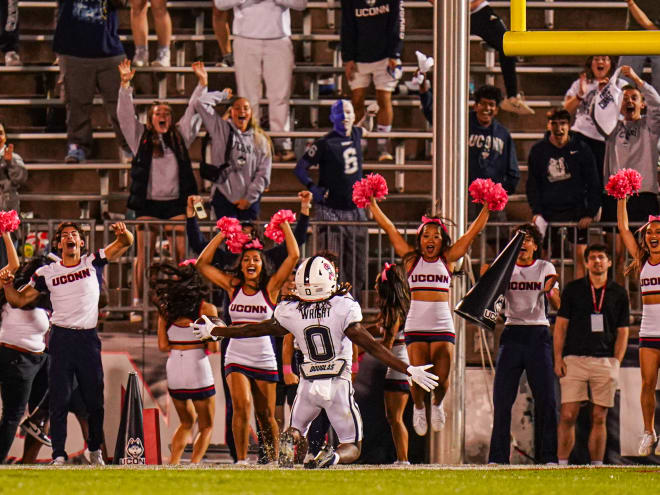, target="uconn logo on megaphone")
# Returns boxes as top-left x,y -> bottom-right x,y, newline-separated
120,437 -> 146,465
483,295 -> 505,323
